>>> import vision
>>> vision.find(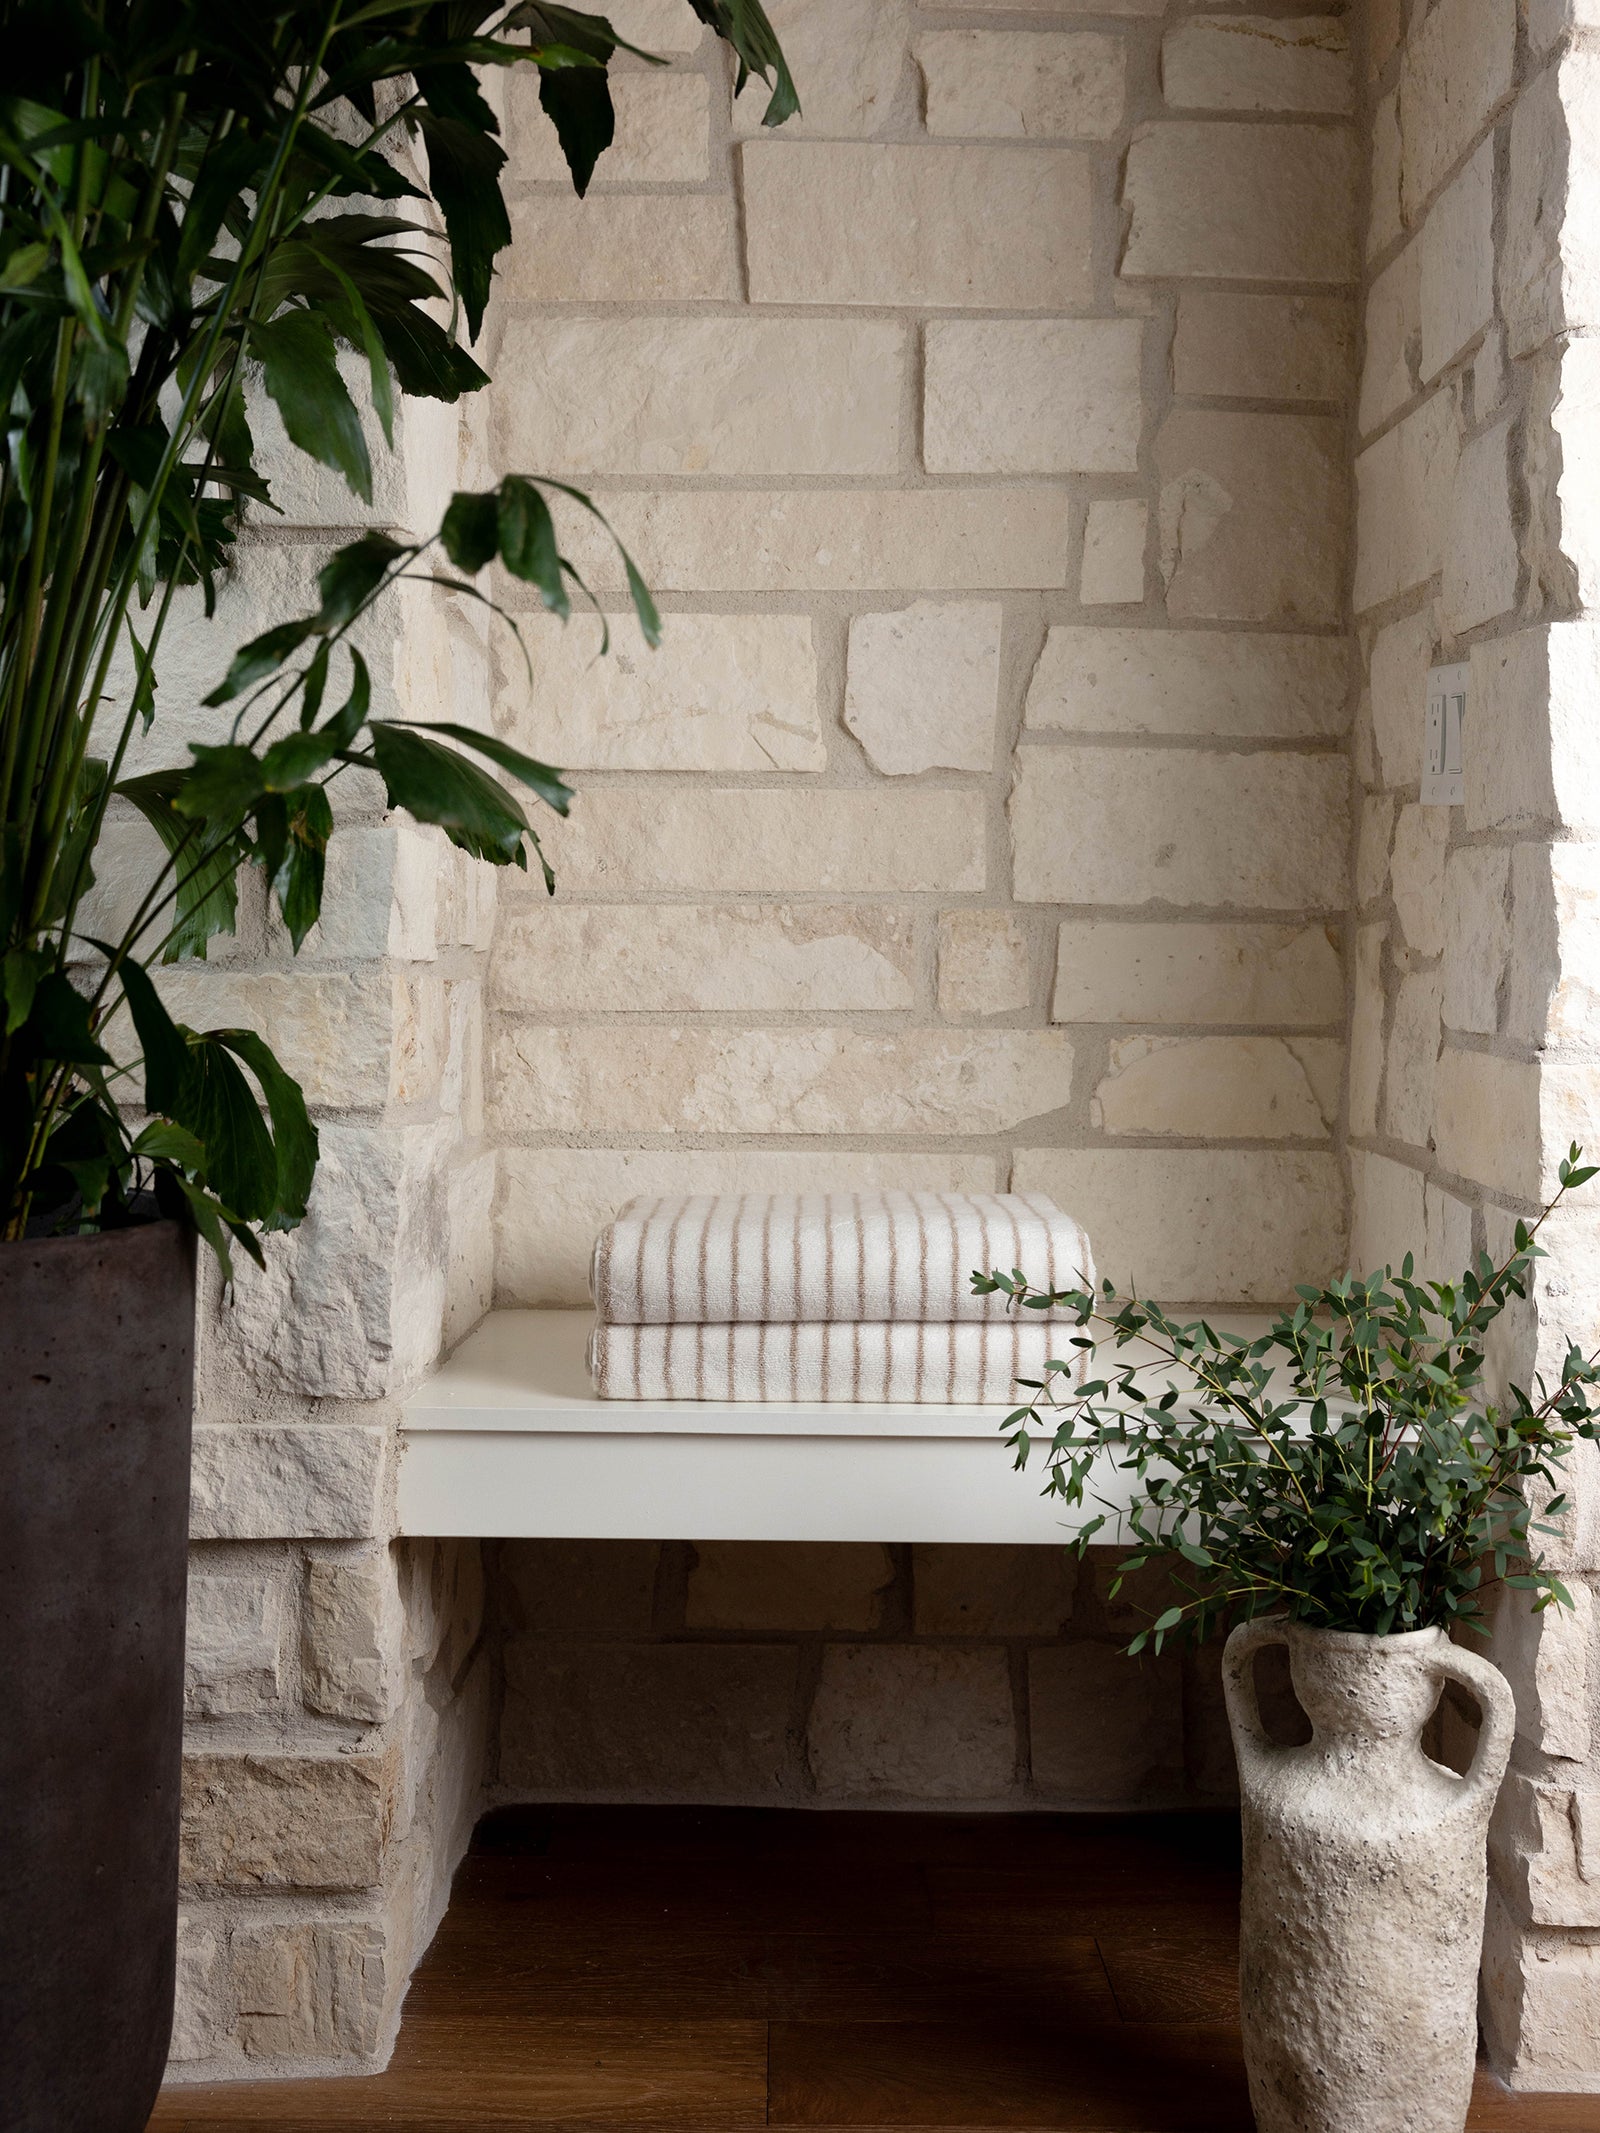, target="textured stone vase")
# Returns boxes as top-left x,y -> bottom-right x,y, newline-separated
1223,1617 -> 1515,2133
0,1221 -> 195,2131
